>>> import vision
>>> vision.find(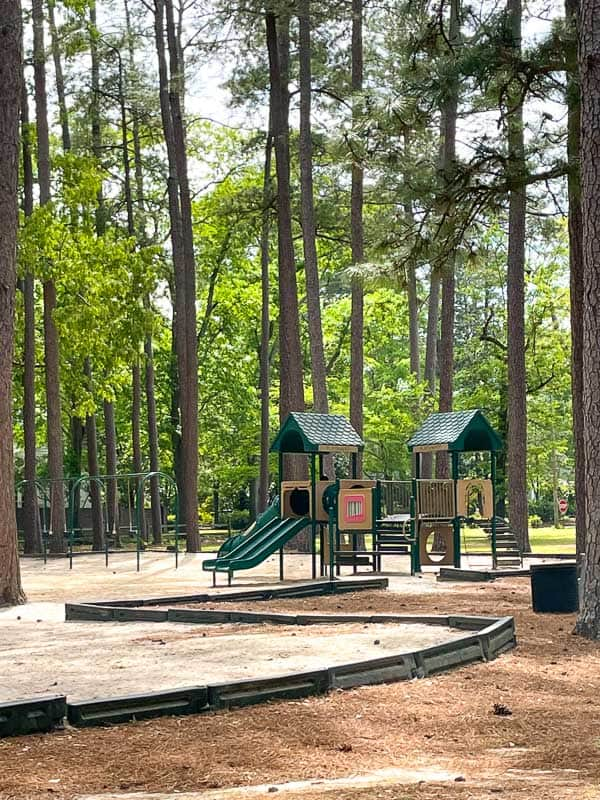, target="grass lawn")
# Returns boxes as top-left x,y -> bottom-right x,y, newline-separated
528,525 -> 576,553
463,524 -> 576,554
